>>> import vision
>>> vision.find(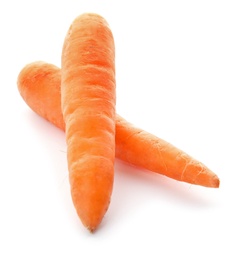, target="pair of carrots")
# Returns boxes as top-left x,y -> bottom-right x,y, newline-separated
17,13 -> 219,232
